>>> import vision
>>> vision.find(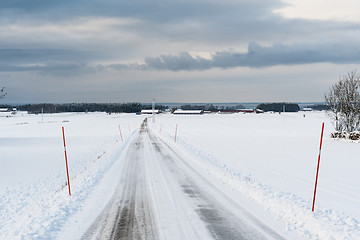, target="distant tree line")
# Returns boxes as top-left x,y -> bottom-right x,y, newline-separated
9,103 -> 168,114
256,102 -> 300,112
141,104 -> 168,111
0,104 -> 13,110
305,104 -> 329,111
180,104 -> 245,112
